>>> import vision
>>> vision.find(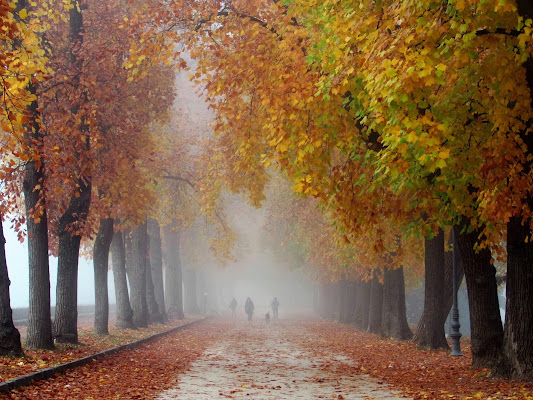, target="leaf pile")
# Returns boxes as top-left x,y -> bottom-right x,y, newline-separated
297,319 -> 533,400
0,318 -> 197,383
